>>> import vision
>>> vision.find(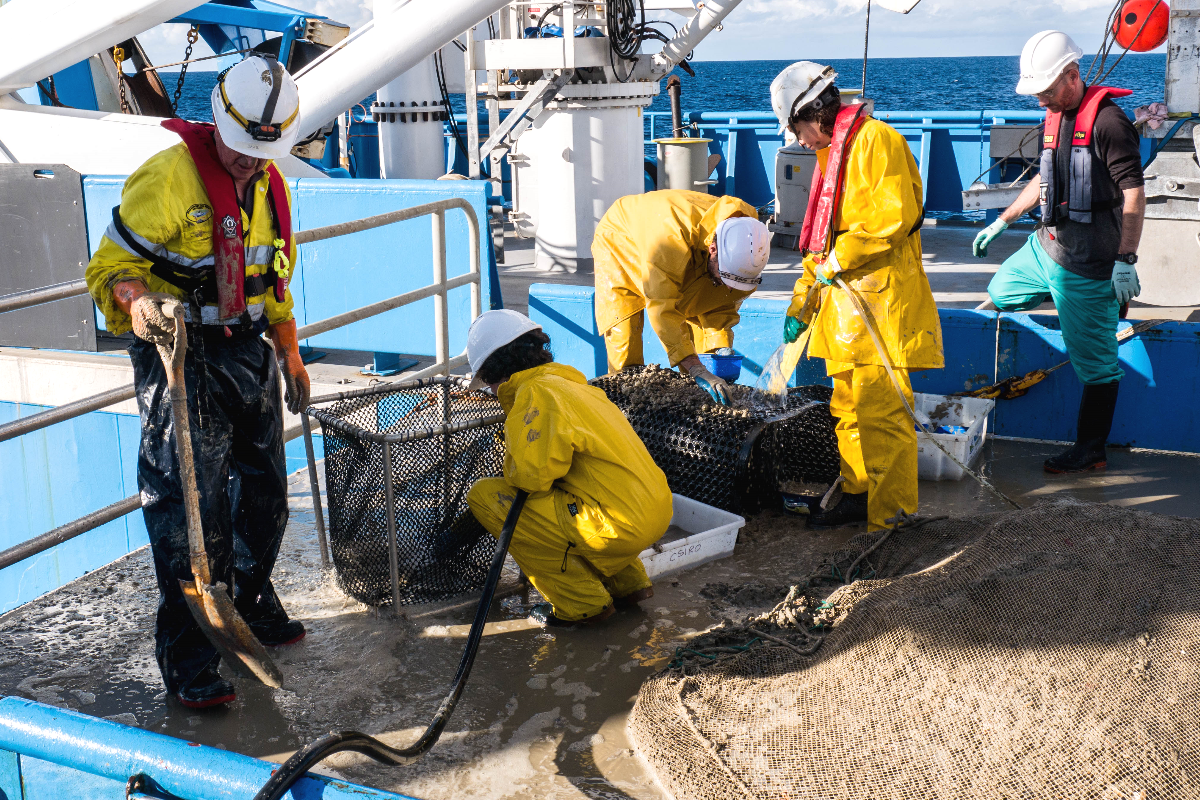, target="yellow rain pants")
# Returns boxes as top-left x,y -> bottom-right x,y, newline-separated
466,362 -> 673,621
830,366 -> 918,530
786,117 -> 943,530
593,190 -> 758,371
468,479 -> 656,620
